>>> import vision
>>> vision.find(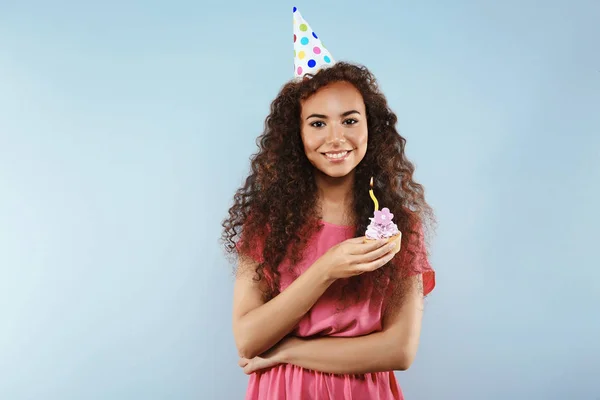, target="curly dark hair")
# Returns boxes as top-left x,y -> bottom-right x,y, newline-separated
221,61 -> 434,304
